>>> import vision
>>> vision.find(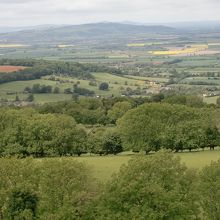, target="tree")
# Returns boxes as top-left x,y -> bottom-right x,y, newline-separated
37,159 -> 96,219
151,93 -> 164,102
164,95 -> 187,105
72,93 -> 79,102
87,127 -> 106,155
53,87 -> 60,94
23,113 -> 87,157
6,189 -> 38,220
204,126 -> 219,150
24,86 -> 31,93
164,95 -> 204,108
86,152 -> 200,219
117,103 -> 170,153
26,94 -> 34,102
217,97 -> 220,106
103,131 -> 123,155
32,84 -> 41,93
186,96 -> 204,108
0,158 -> 97,219
199,160 -> 220,220
89,81 -> 97,86
0,109 -> 89,158
117,103 -> 212,153
87,128 -> 122,155
67,126 -> 88,156
107,101 -> 132,123
99,82 -> 109,91
64,88 -> 72,94
15,95 -> 20,102
73,85 -> 95,96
